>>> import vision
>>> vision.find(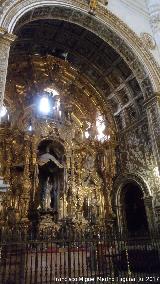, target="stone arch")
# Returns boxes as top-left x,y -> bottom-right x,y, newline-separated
113,173 -> 151,206
0,0 -> 160,98
113,173 -> 155,232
